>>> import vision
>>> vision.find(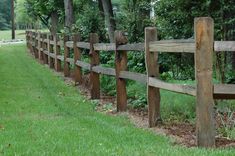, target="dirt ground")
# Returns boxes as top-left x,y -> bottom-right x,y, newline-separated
47,66 -> 235,149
